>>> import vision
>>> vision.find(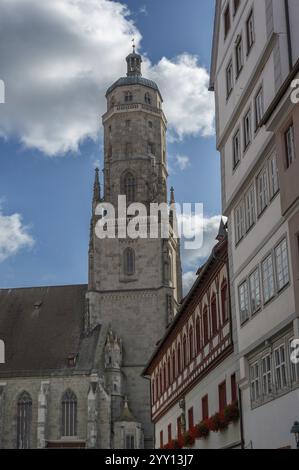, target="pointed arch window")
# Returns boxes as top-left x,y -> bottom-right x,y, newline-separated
196,317 -> 201,353
17,392 -> 32,449
144,92 -> 151,105
189,327 -> 194,362
183,334 -> 187,368
221,281 -> 229,324
61,390 -> 77,437
172,351 -> 176,380
203,307 -> 209,345
124,247 -> 135,276
122,172 -> 136,203
177,343 -> 182,375
211,294 -> 218,336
